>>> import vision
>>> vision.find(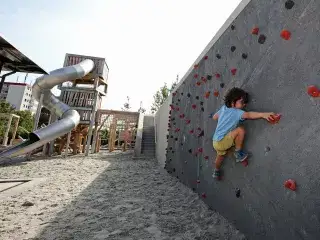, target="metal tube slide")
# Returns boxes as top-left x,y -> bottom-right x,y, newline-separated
0,59 -> 94,159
